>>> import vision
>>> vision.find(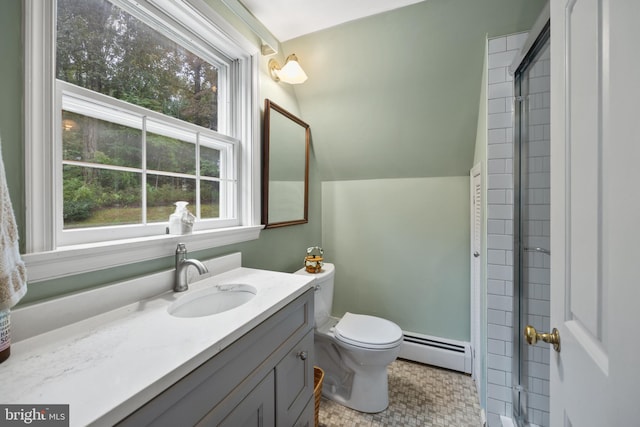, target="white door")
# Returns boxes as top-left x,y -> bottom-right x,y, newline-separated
549,1 -> 640,425
470,163 -> 482,392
